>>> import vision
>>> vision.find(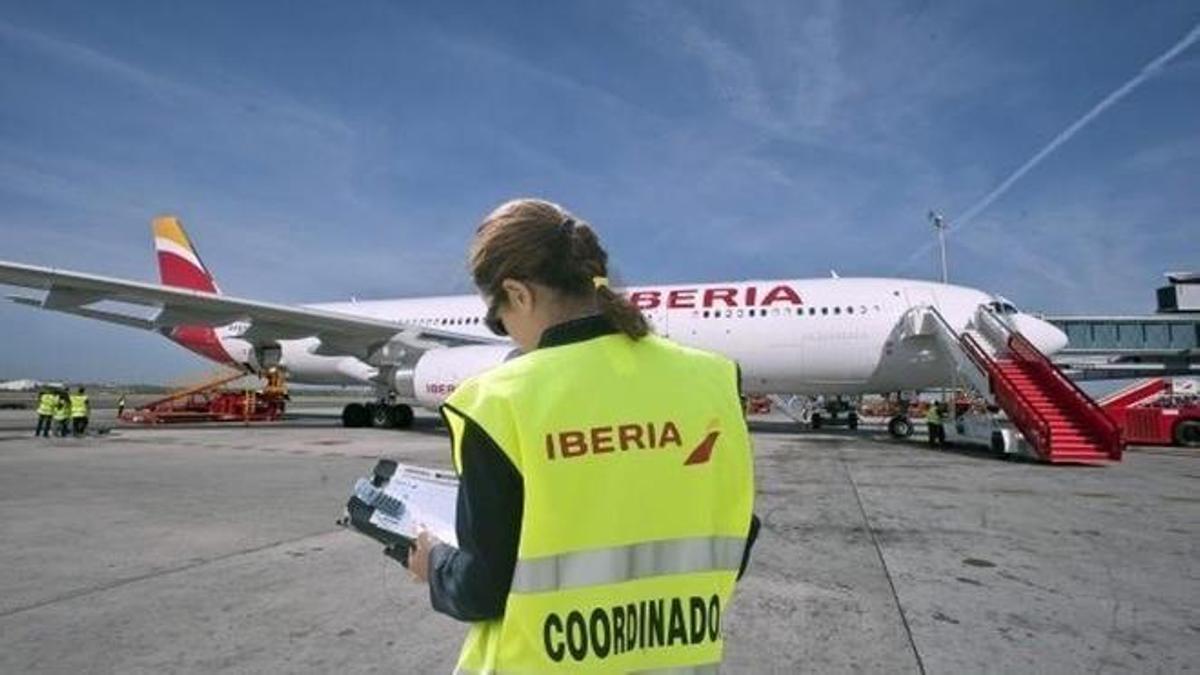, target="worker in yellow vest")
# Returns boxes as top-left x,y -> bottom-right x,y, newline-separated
35,388 -> 57,437
925,400 -> 945,448
52,391 -> 71,437
70,387 -> 90,437
403,199 -> 759,673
